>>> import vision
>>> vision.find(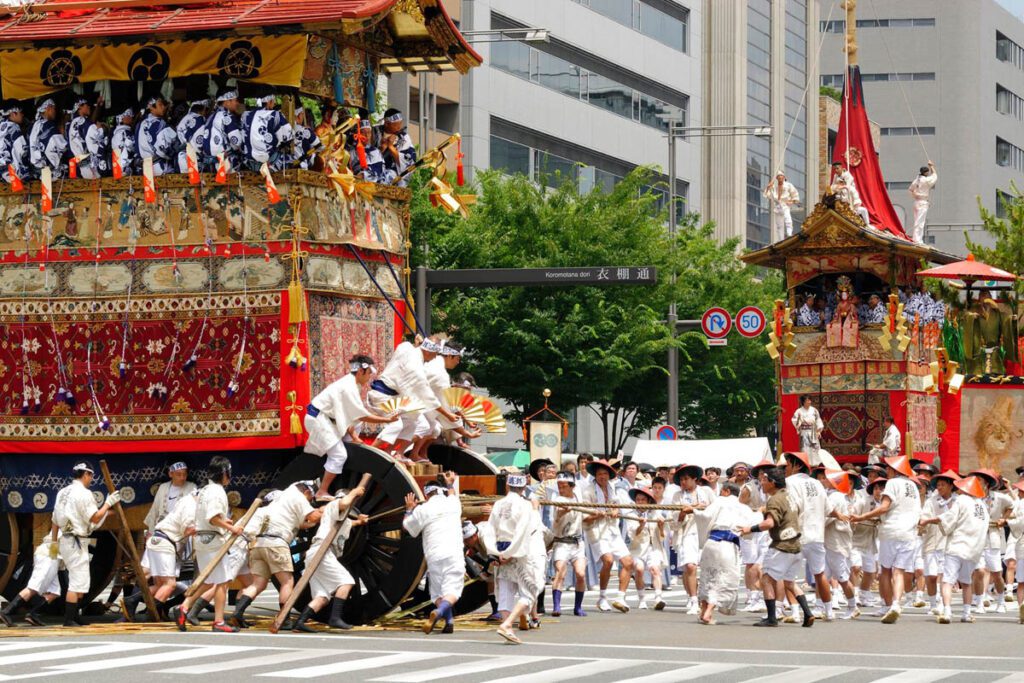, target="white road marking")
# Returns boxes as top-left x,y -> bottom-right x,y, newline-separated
260,652 -> 442,678
869,671 -> 959,682
613,663 -> 749,682
487,658 -> 635,683
156,648 -> 326,674
0,645 -> 254,680
744,667 -> 857,682
0,642 -> 155,666
369,655 -> 546,682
